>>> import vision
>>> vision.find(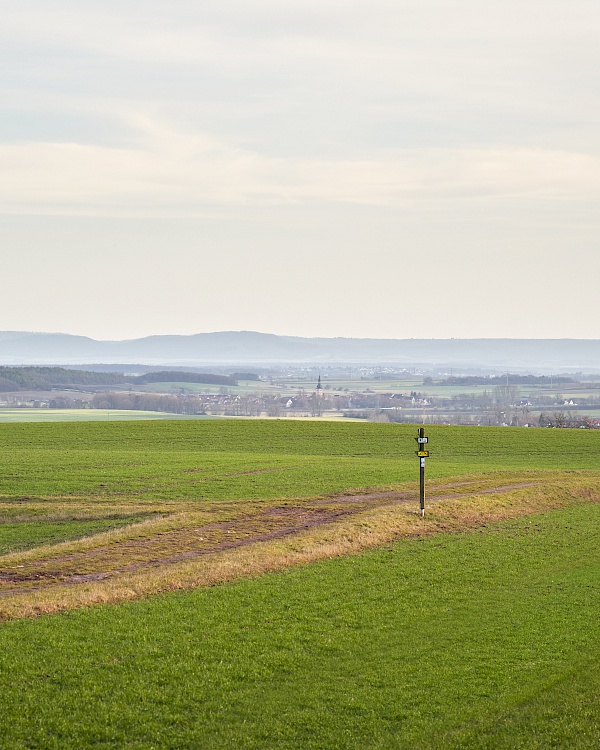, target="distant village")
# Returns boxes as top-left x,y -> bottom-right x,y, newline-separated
1,366 -> 600,428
